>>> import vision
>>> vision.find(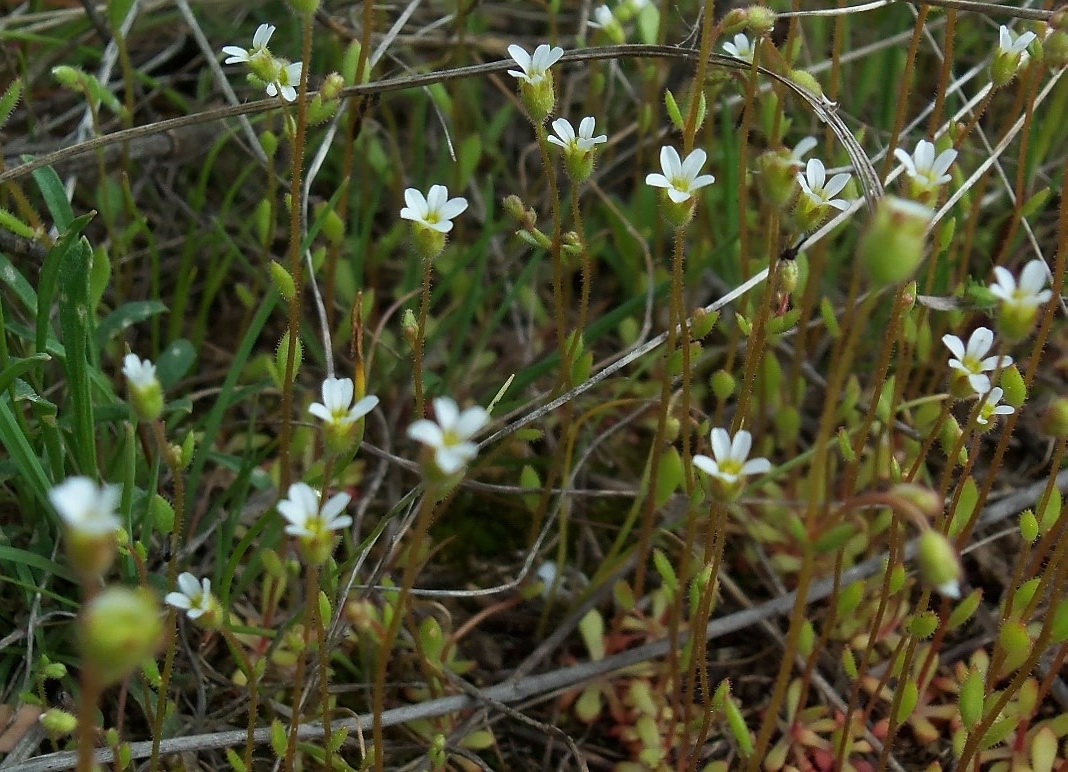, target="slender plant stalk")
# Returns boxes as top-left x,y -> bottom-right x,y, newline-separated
284,563 -> 321,771
412,257 -> 433,417
277,17 -> 314,494
221,627 -> 259,772
372,491 -> 436,772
